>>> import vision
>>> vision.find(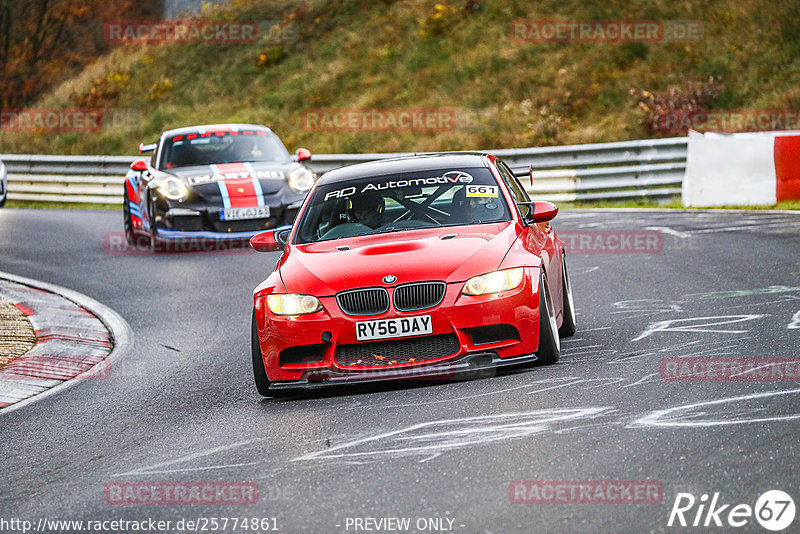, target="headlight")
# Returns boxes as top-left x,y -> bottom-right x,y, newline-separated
288,167 -> 314,194
462,267 -> 524,296
266,294 -> 321,315
157,177 -> 188,200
